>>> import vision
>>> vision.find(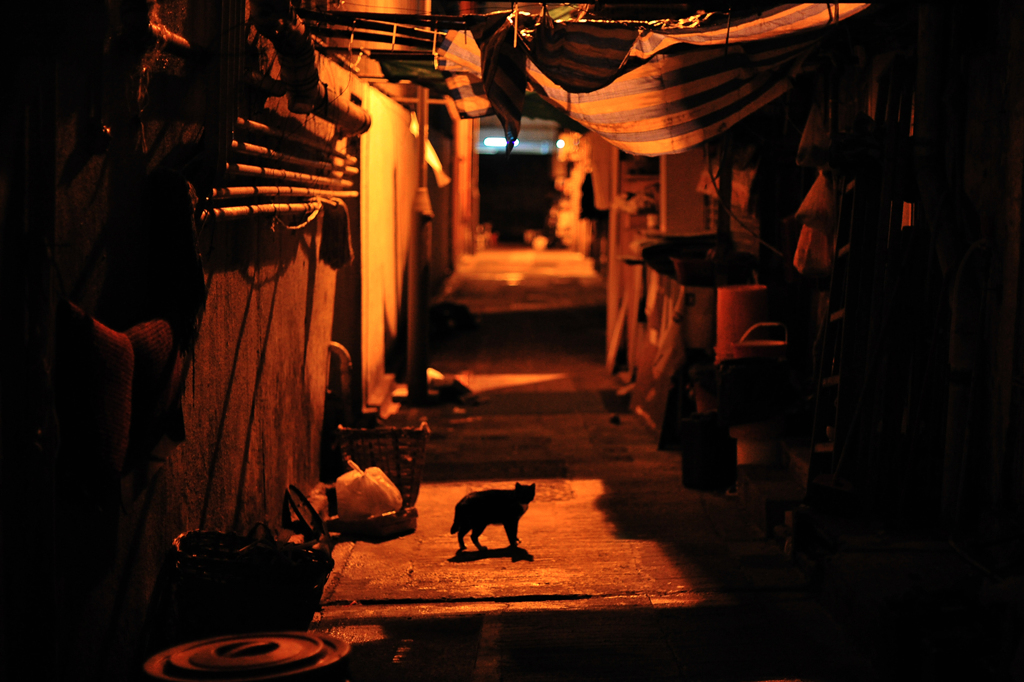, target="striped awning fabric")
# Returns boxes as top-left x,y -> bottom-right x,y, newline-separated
437,3 -> 871,156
